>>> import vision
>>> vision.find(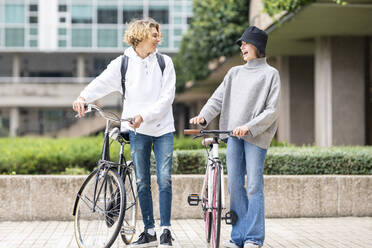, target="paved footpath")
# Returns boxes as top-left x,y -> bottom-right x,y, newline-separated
0,217 -> 371,247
